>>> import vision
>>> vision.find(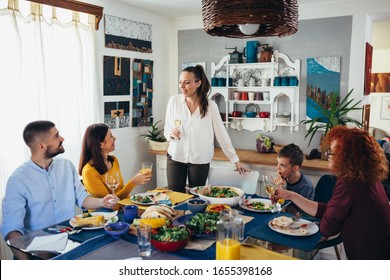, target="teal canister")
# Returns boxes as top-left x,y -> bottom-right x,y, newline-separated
289,76 -> 298,86
281,76 -> 289,86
